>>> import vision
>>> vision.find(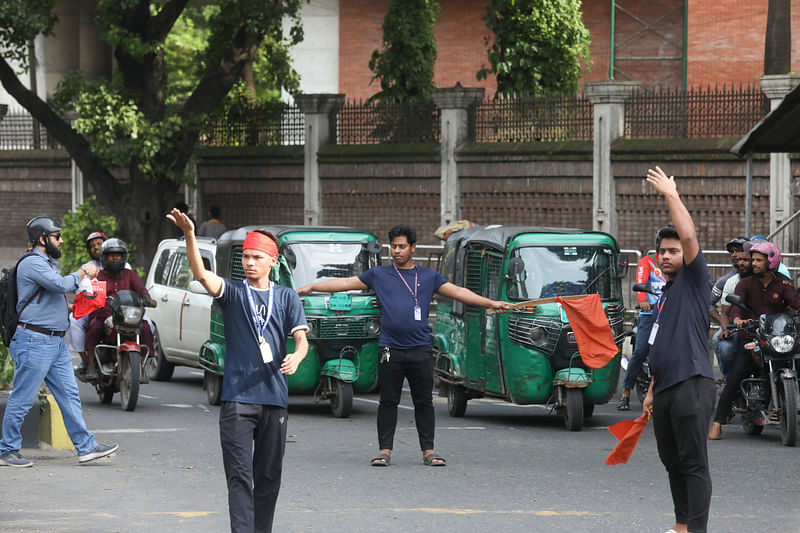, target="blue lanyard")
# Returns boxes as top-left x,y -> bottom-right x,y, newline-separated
244,280 -> 273,341
654,292 -> 667,323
